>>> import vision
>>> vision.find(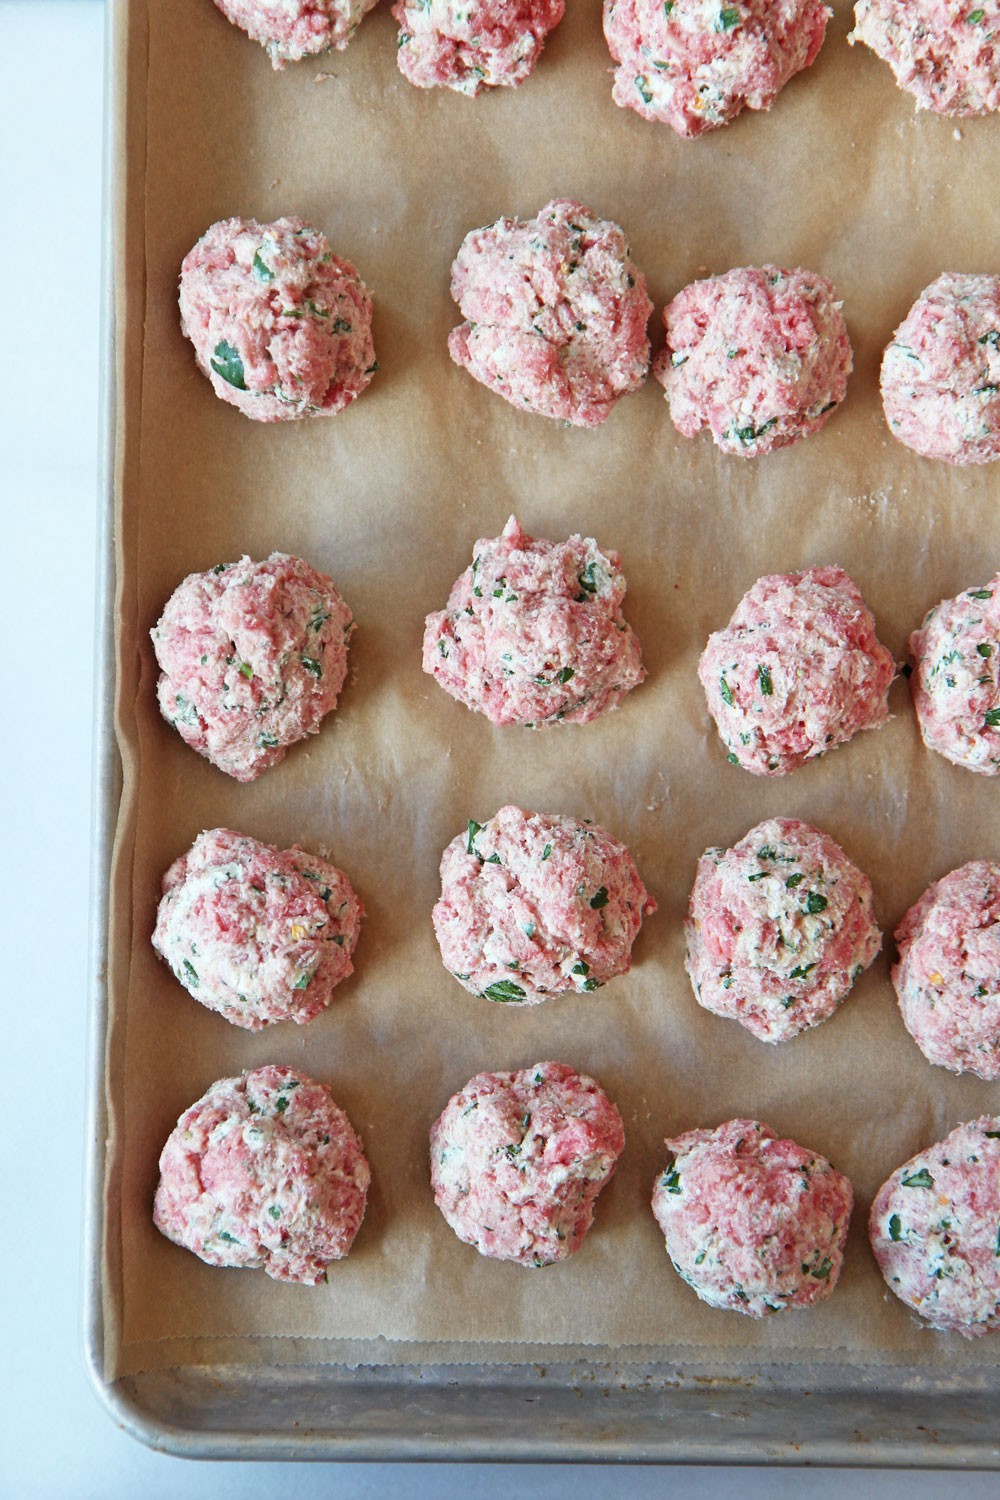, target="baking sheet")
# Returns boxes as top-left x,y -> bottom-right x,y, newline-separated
102,0 -> 1000,1387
